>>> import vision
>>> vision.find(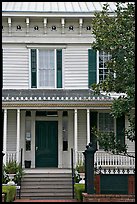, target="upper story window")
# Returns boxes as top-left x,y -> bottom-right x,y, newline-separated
99,51 -> 112,83
30,48 -> 62,89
